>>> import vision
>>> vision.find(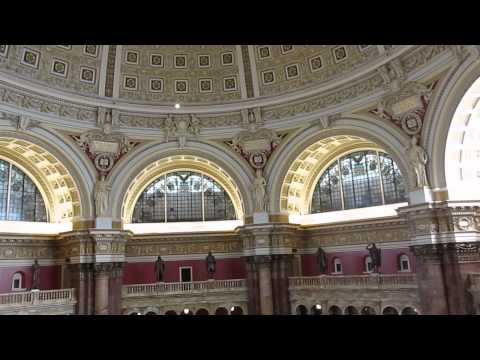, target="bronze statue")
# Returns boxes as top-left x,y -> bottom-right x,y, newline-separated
316,247 -> 328,274
366,243 -> 382,273
206,251 -> 216,278
154,256 -> 166,282
32,259 -> 40,290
